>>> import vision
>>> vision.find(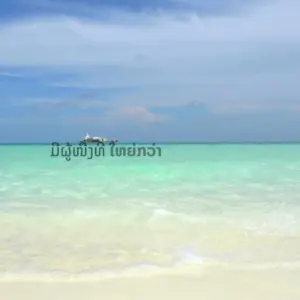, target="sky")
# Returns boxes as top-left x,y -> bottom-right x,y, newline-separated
0,0 -> 300,142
